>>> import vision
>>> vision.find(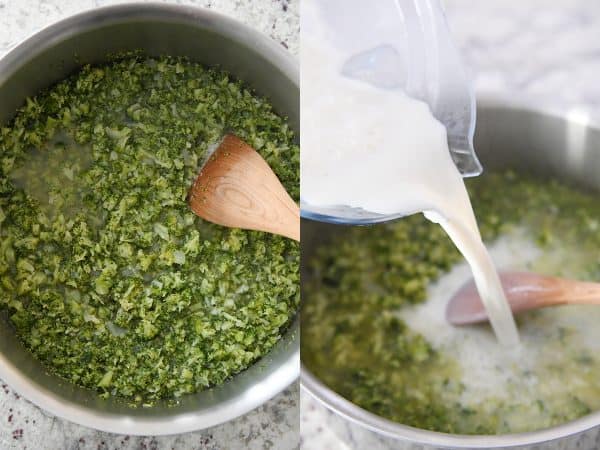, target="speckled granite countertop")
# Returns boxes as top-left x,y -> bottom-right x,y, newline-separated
0,1 -> 299,449
300,1 -> 600,449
